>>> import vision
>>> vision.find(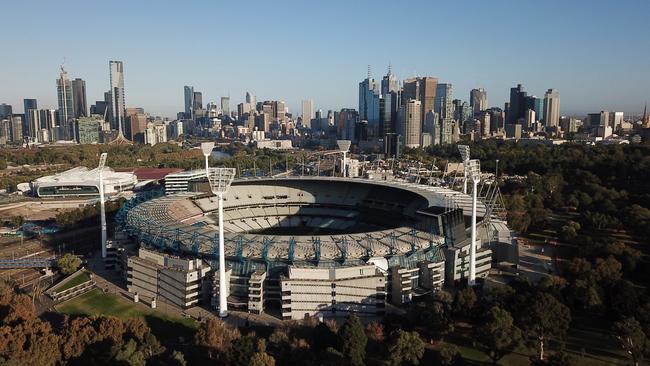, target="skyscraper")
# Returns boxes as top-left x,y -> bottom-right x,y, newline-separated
398,99 -> 421,148
183,86 -> 194,119
109,60 -> 126,135
23,99 -> 38,141
470,88 -> 487,114
23,99 -> 37,113
402,76 -> 437,127
434,84 -> 454,119
0,104 -> 12,119
381,64 -> 398,95
358,71 -> 380,135
56,66 -> 74,139
193,92 -> 203,111
543,89 -> 560,128
301,99 -> 314,128
507,84 -> 527,125
72,78 -> 87,118
221,96 -> 230,116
